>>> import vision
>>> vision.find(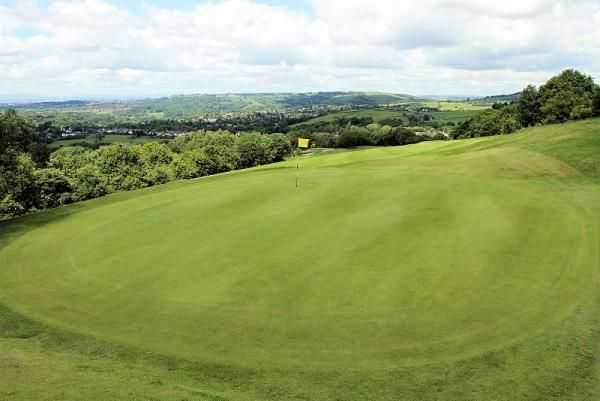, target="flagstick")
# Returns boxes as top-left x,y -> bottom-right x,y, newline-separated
295,148 -> 299,188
